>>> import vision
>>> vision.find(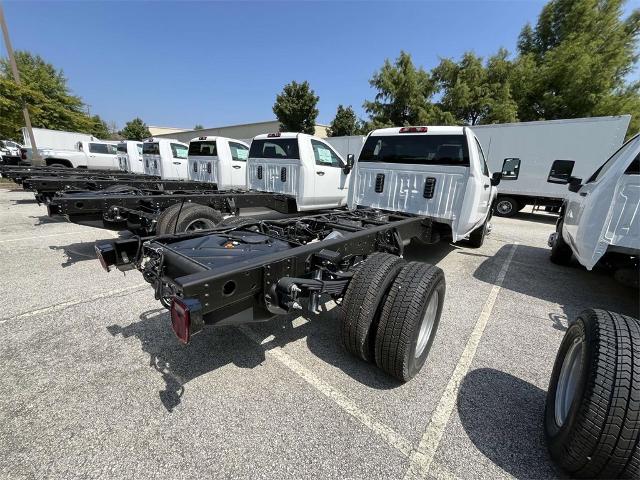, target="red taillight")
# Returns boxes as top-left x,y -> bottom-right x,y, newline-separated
267,132 -> 281,137
399,126 -> 428,133
171,297 -> 191,344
